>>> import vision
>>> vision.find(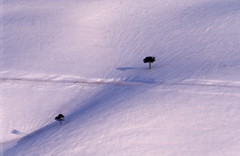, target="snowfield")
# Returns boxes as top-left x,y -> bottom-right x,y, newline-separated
1,0 -> 240,155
